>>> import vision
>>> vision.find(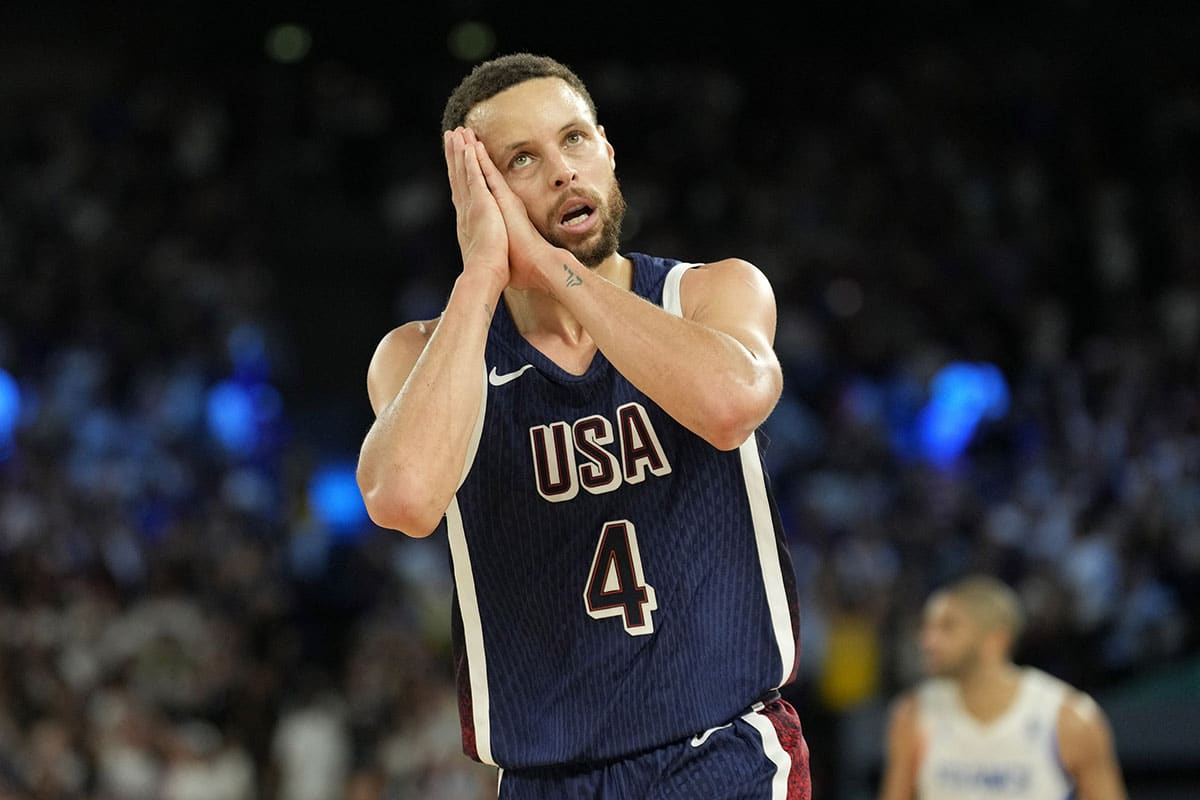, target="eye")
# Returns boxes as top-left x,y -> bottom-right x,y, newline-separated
565,130 -> 586,146
509,152 -> 532,170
